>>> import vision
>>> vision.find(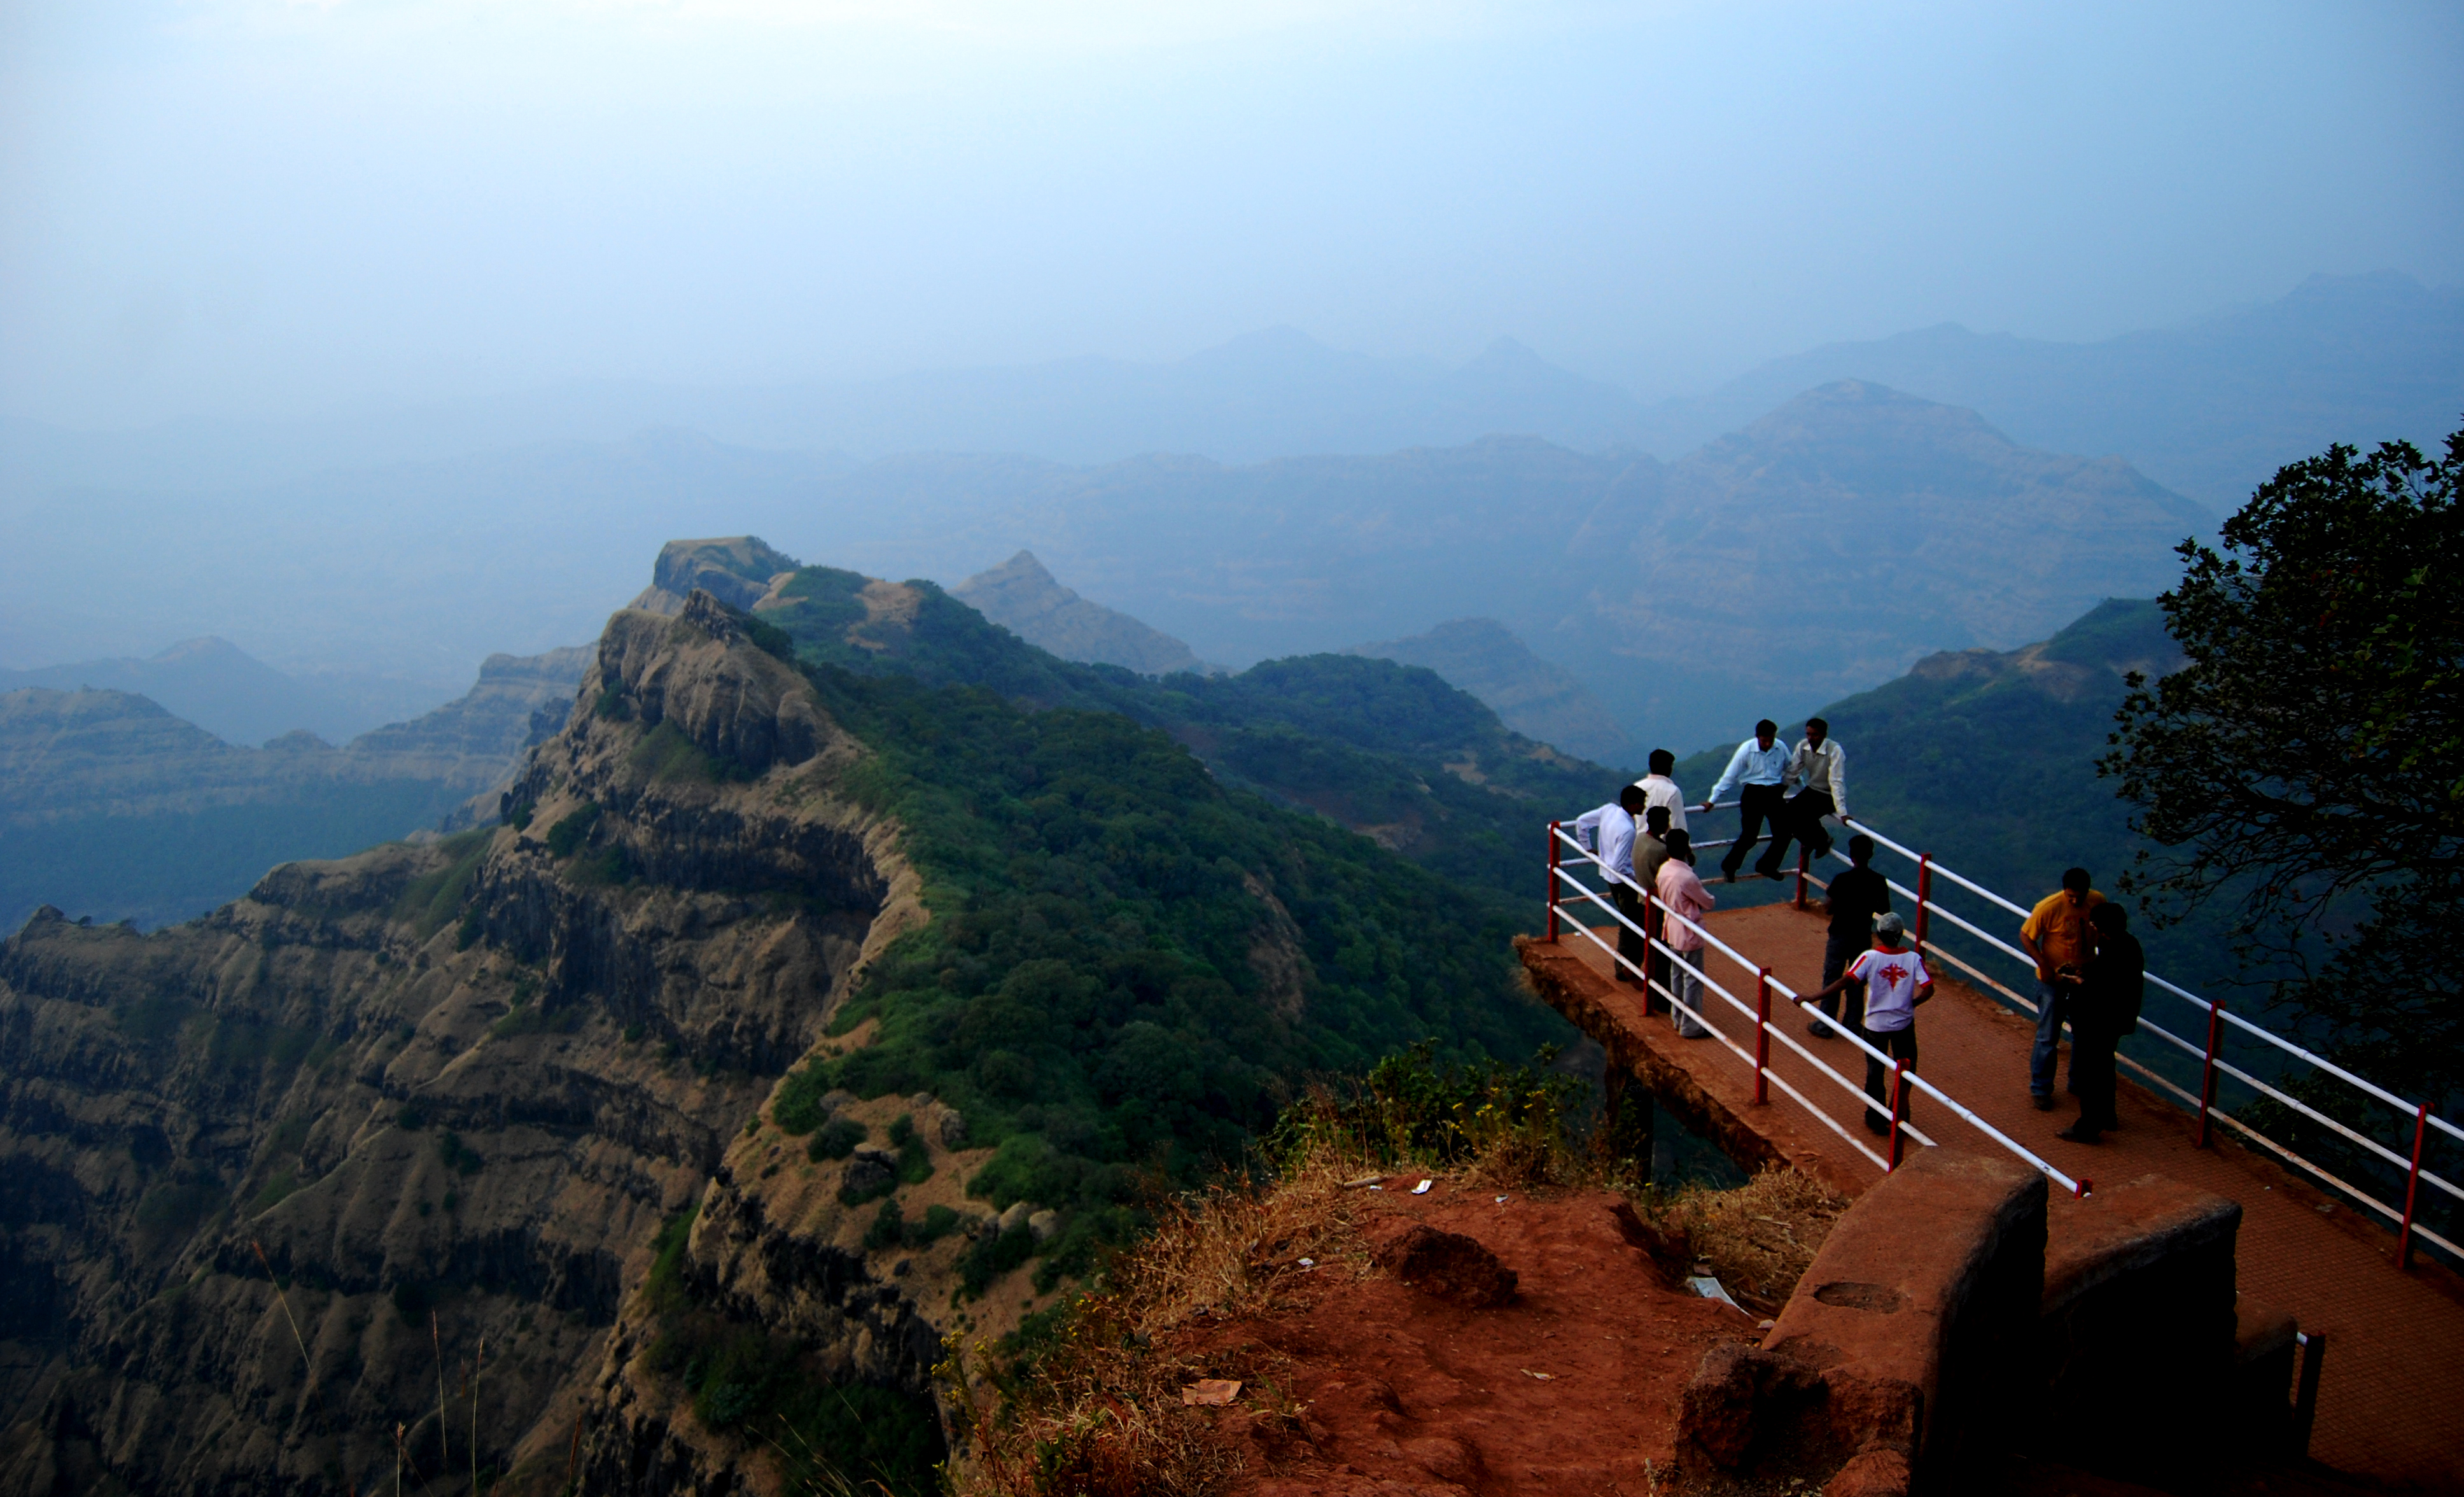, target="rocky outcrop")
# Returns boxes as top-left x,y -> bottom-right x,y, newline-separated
626,537 -> 801,618
951,550 -> 1210,677
0,596 -> 956,1496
